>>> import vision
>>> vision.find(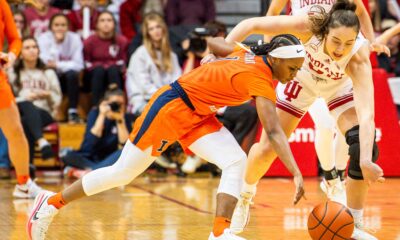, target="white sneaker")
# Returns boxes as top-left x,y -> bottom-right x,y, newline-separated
351,219 -> 378,240
320,178 -> 347,206
230,192 -> 254,234
208,229 -> 246,240
13,179 -> 43,199
181,155 -> 201,174
27,191 -> 59,240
